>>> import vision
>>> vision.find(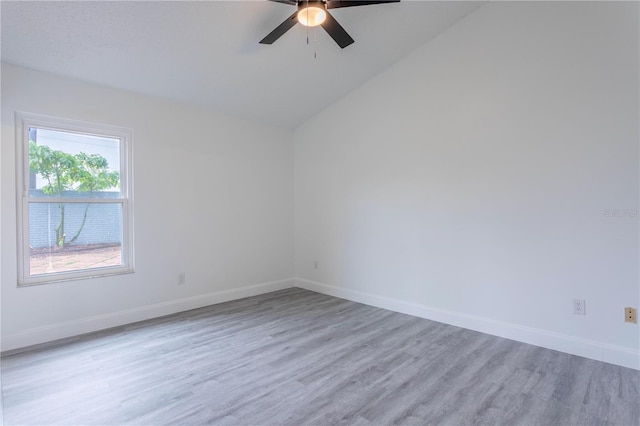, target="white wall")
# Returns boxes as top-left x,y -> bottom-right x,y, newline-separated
1,63 -> 294,350
294,1 -> 640,369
